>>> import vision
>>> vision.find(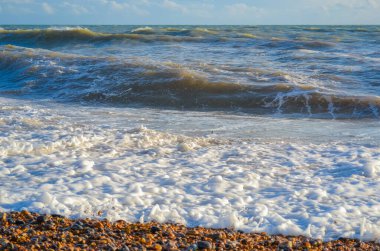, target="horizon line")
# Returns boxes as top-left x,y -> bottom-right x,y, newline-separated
1,24 -> 380,26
